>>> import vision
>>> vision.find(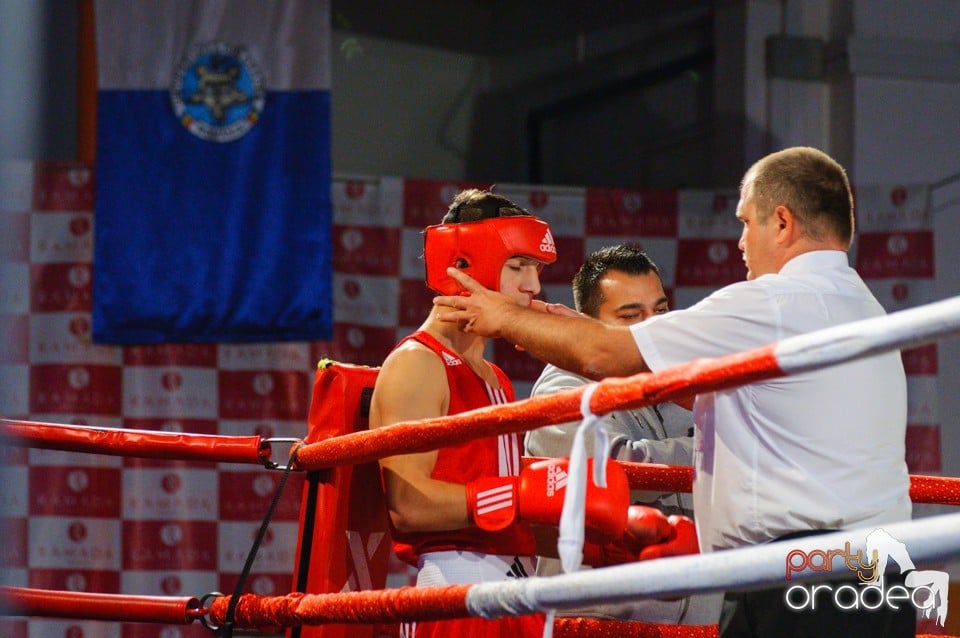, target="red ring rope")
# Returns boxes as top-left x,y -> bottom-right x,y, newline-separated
0,418 -> 270,465
8,417 -> 957,506
208,587 -> 472,628
908,473 -> 960,505
551,619 -> 954,638
294,347 -> 782,470
0,586 -> 201,624
553,618 -> 717,637
4,586 -> 957,638
524,457 -> 960,506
